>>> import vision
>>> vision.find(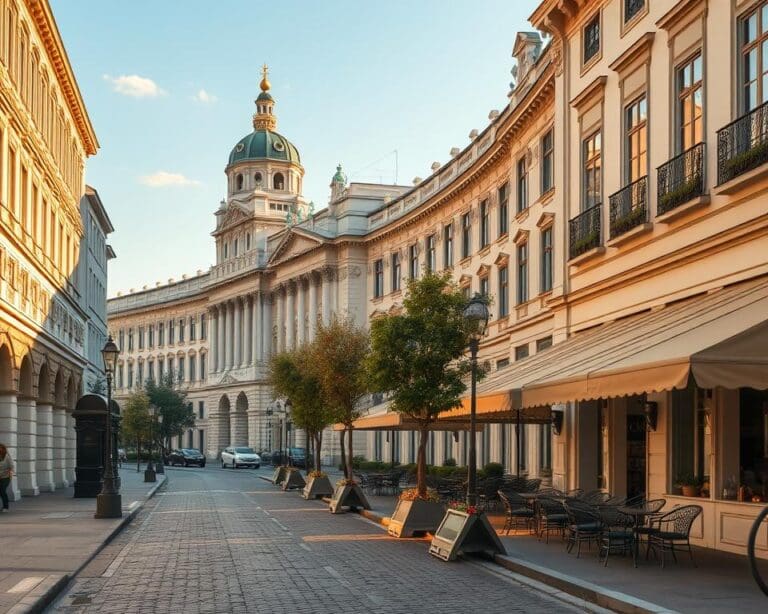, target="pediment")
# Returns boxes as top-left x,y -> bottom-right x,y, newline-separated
216,205 -> 251,234
268,230 -> 324,265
